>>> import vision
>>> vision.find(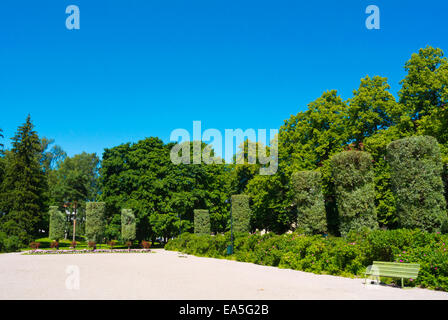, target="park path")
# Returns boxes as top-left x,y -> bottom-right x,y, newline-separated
0,249 -> 447,300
